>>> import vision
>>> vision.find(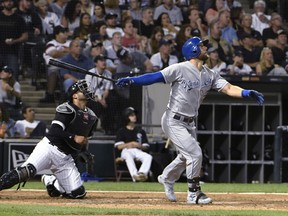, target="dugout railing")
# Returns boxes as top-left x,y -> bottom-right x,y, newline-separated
273,125 -> 288,183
